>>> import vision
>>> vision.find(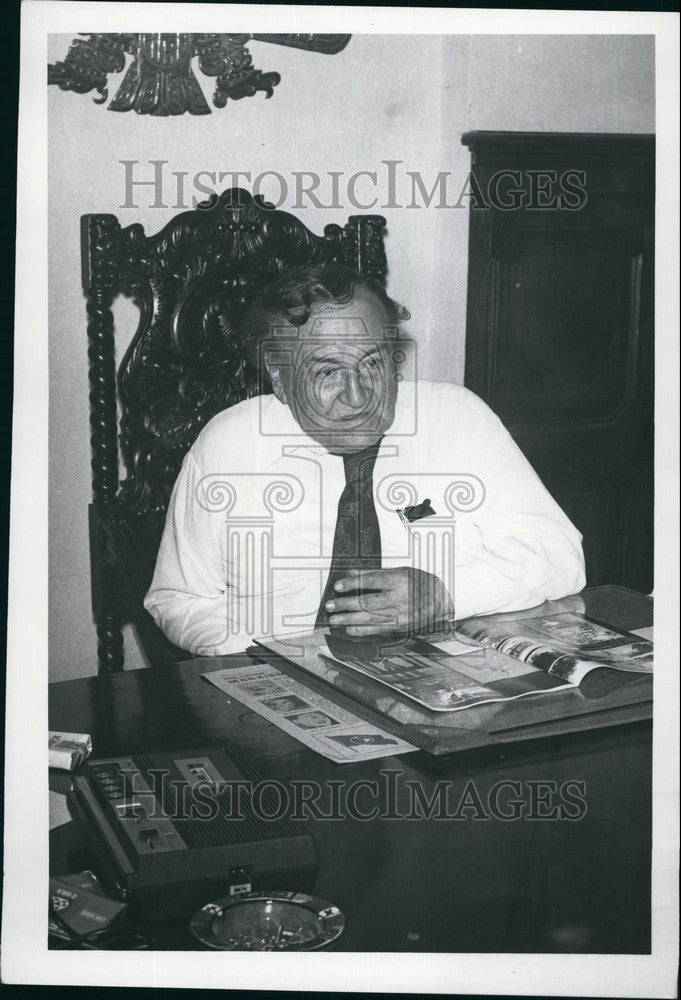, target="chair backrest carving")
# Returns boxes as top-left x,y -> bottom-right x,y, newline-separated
83,188 -> 388,517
